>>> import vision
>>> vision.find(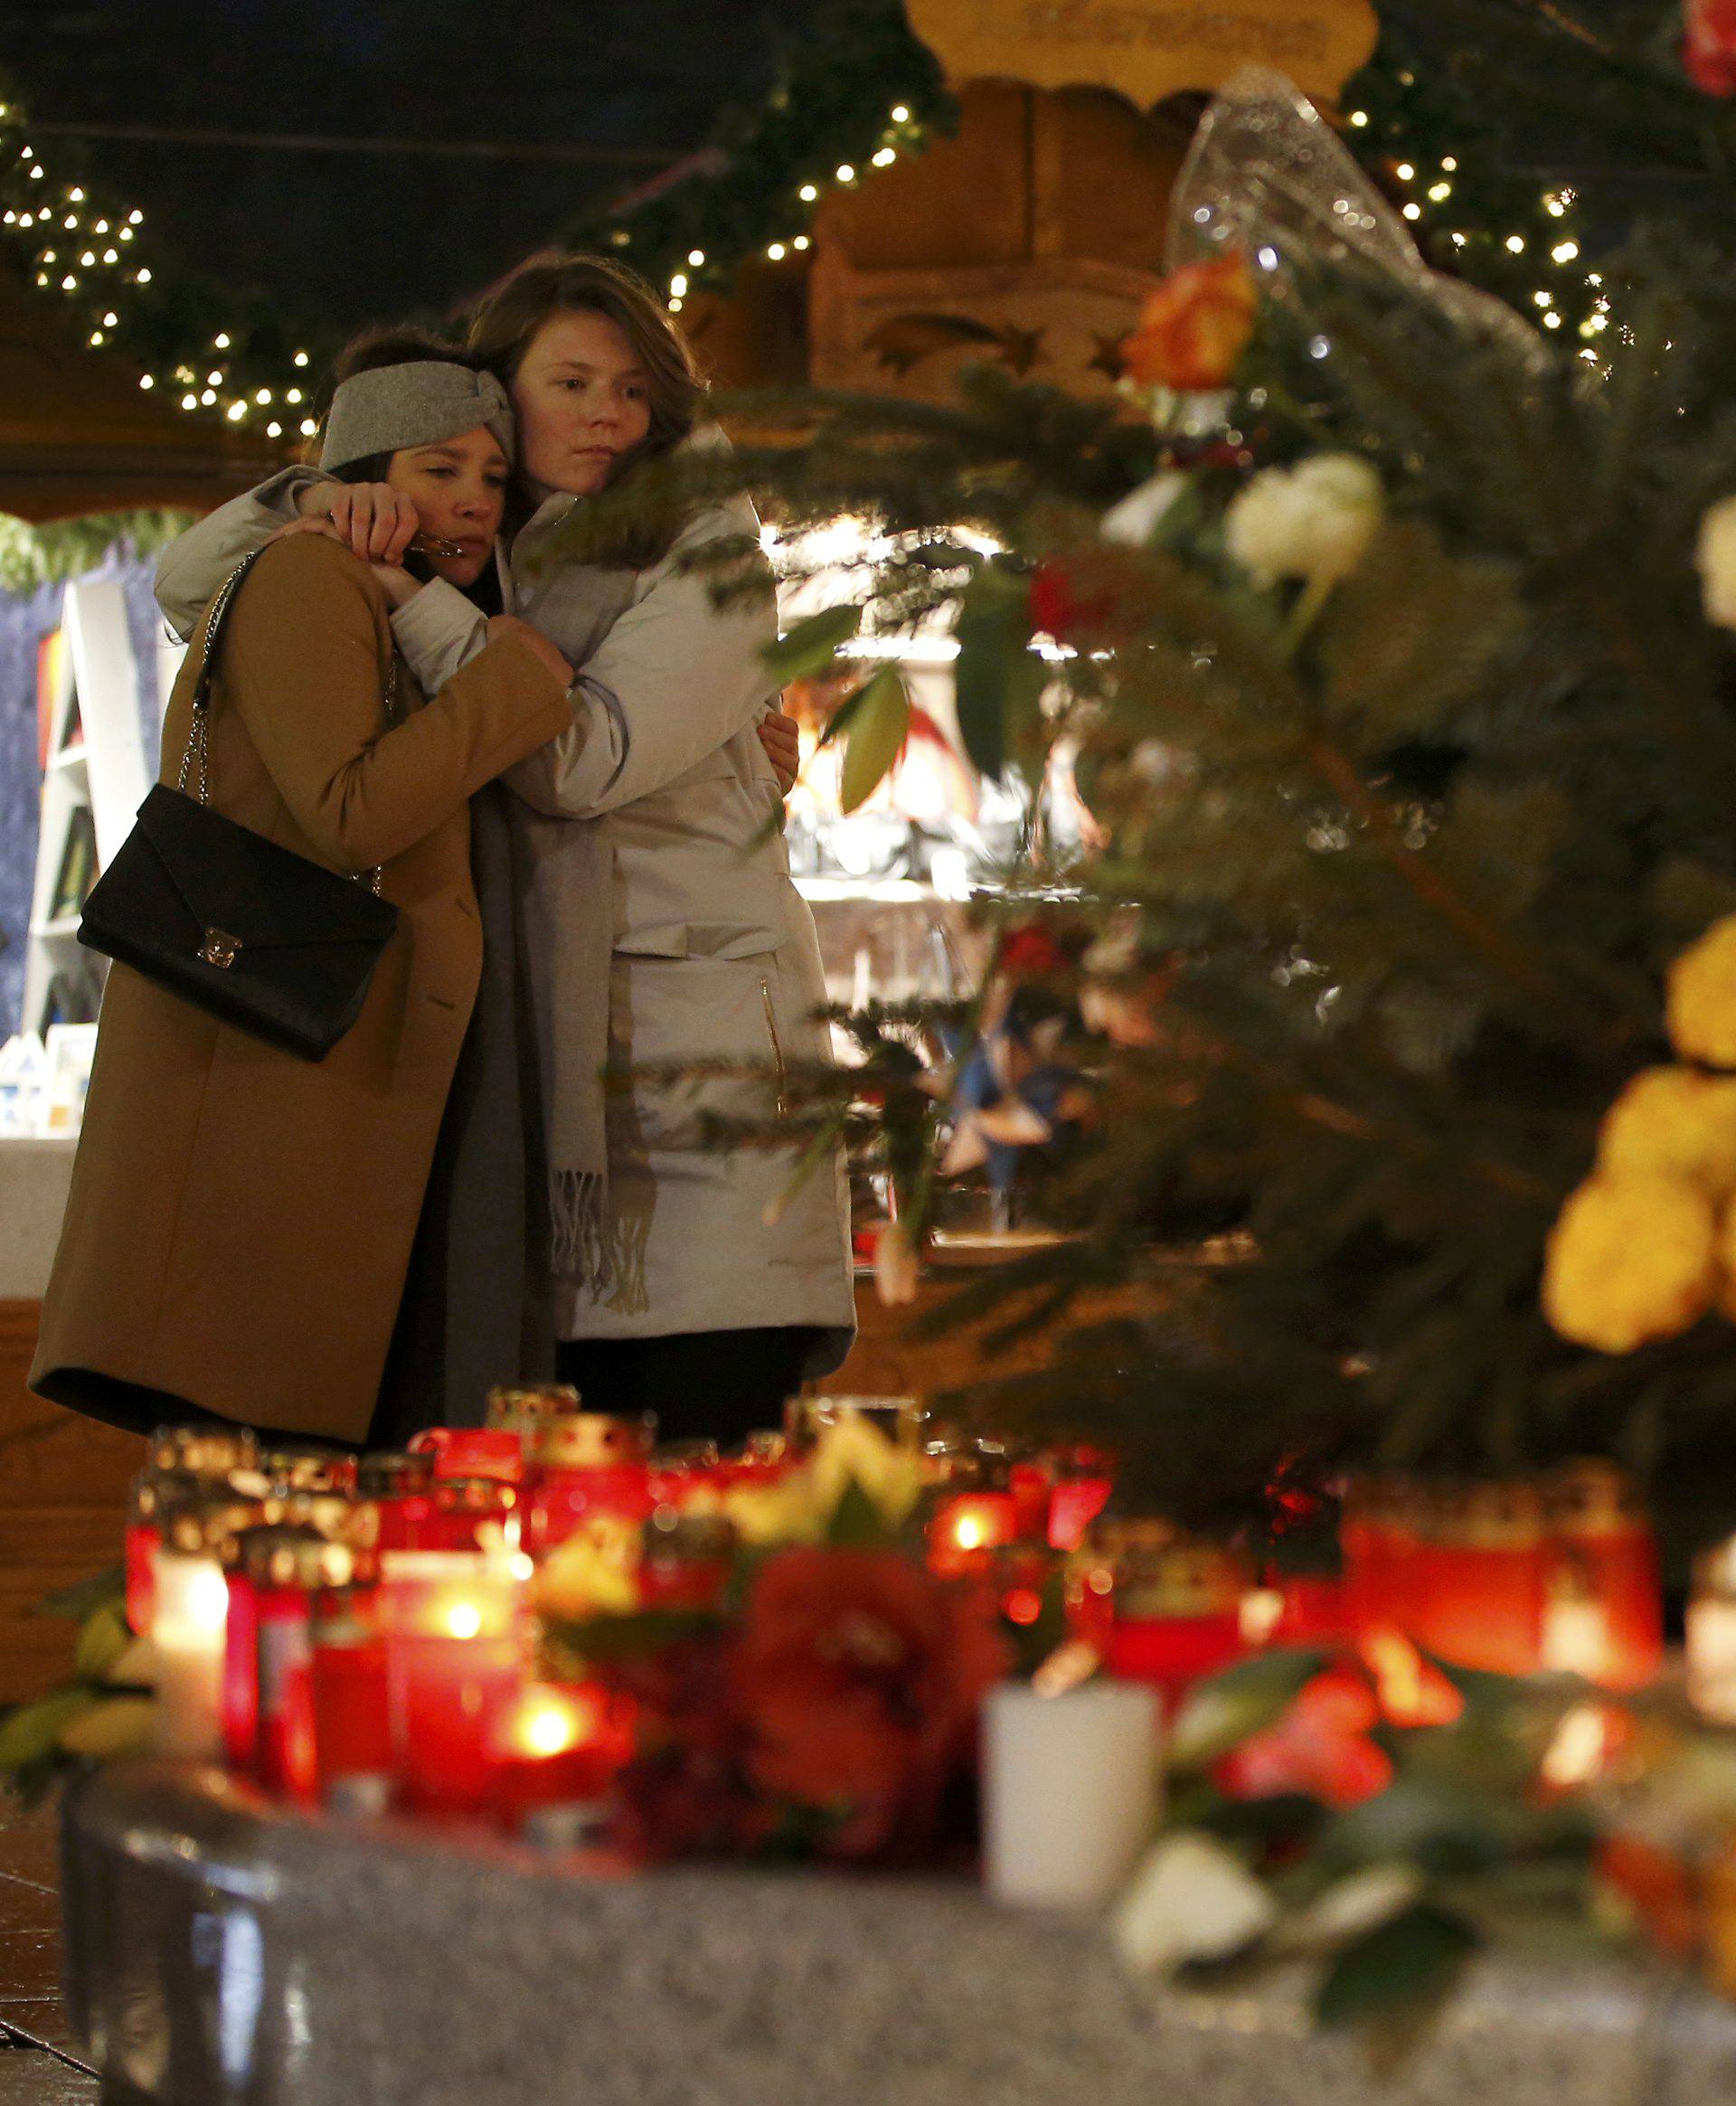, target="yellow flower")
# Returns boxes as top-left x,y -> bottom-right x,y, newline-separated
1667,915 -> 1736,1067
722,1474 -> 828,1547
1598,1066 -> 1736,1197
808,1414 -> 927,1529
1542,1173 -> 1718,1353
